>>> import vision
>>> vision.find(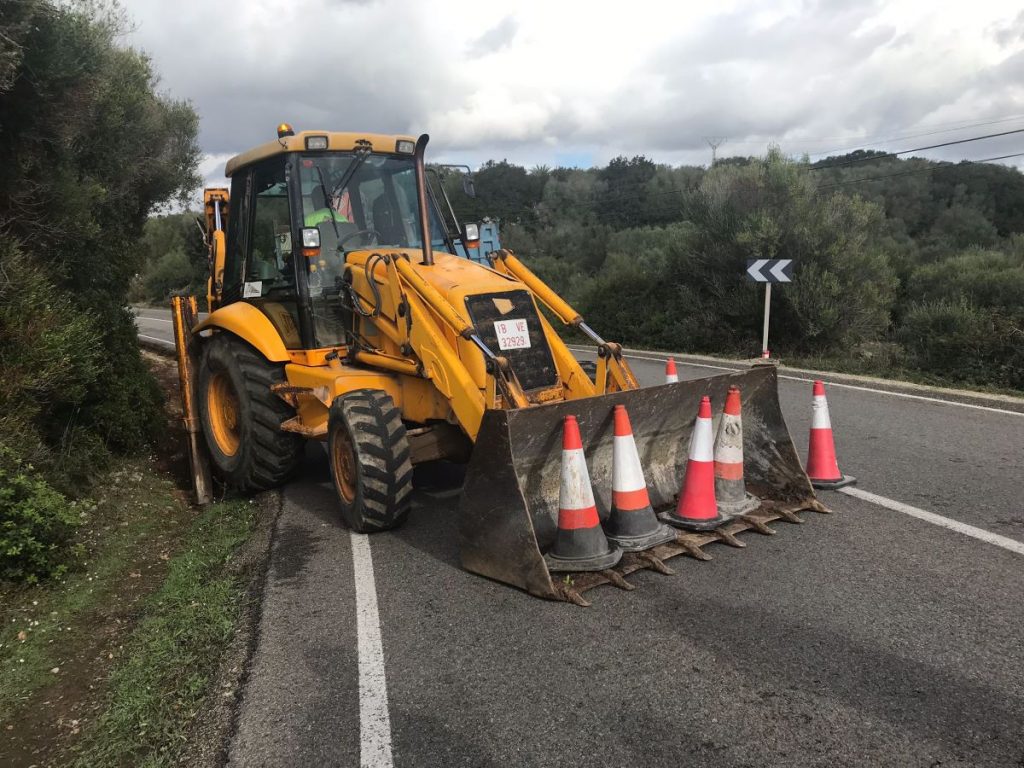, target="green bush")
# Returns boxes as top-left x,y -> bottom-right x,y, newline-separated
0,2 -> 198,475
0,243 -> 105,476
898,300 -> 1023,389
0,450 -> 80,584
571,154 -> 900,358
906,248 -> 1024,308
